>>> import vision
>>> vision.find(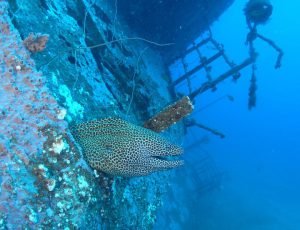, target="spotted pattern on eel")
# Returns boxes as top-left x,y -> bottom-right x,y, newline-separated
71,117 -> 183,177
